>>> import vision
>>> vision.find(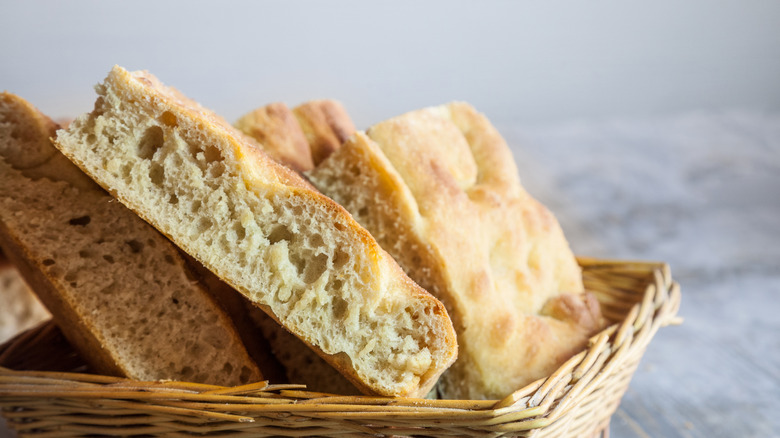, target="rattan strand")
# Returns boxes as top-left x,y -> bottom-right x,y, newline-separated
0,258 -> 680,437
